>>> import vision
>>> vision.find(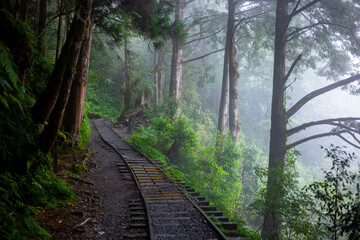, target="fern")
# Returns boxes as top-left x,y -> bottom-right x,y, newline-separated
0,43 -> 19,89
0,42 -> 20,109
